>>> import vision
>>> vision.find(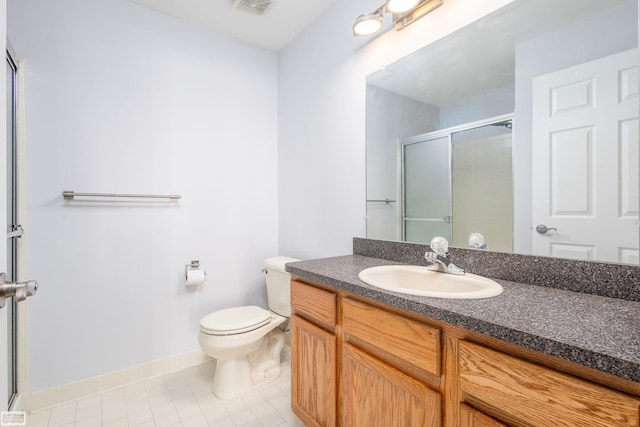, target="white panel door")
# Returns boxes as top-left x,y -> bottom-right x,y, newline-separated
532,49 -> 639,262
